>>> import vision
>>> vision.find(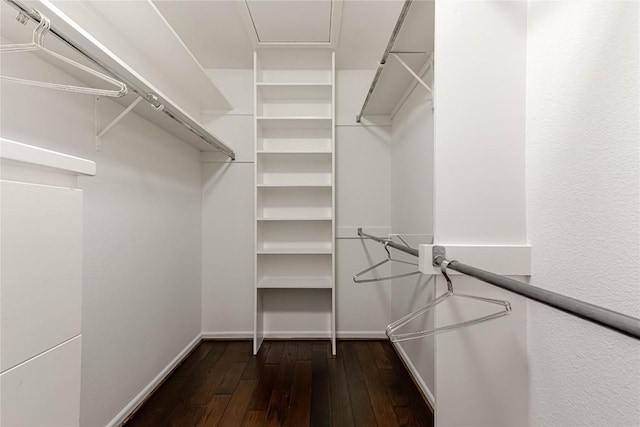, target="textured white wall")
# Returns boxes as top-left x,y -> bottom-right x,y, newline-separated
0,41 -> 203,427
526,1 -> 640,425
432,1 -> 529,425
389,66 -> 436,401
